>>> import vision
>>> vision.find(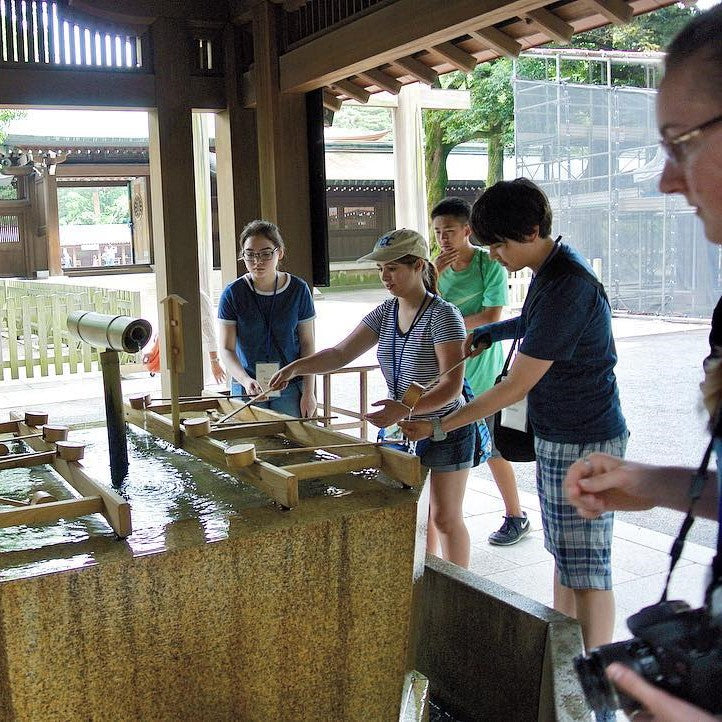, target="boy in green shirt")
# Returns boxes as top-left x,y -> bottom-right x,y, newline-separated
432,197 -> 529,545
